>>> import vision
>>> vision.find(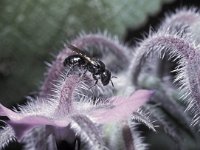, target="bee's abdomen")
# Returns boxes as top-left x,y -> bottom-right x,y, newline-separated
64,55 -> 87,67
